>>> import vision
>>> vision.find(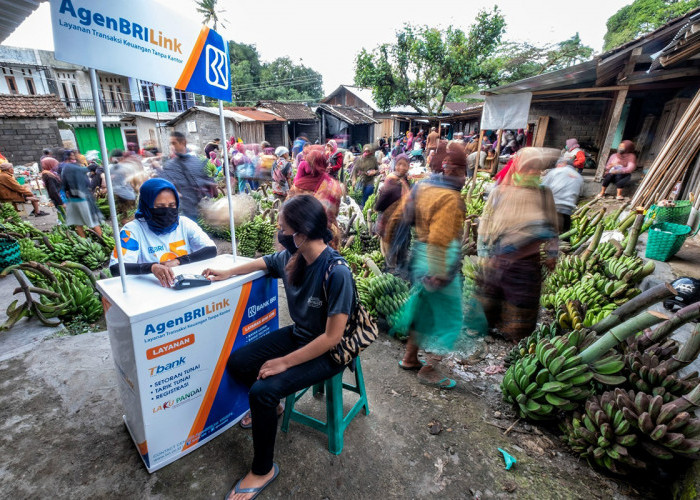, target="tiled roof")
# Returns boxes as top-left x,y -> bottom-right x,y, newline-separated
257,101 -> 317,121
0,94 -> 70,118
226,107 -> 285,122
317,104 -> 378,125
